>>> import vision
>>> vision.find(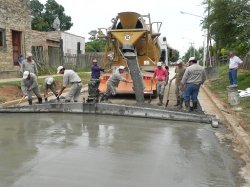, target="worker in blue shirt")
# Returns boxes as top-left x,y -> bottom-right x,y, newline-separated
91,59 -> 104,79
